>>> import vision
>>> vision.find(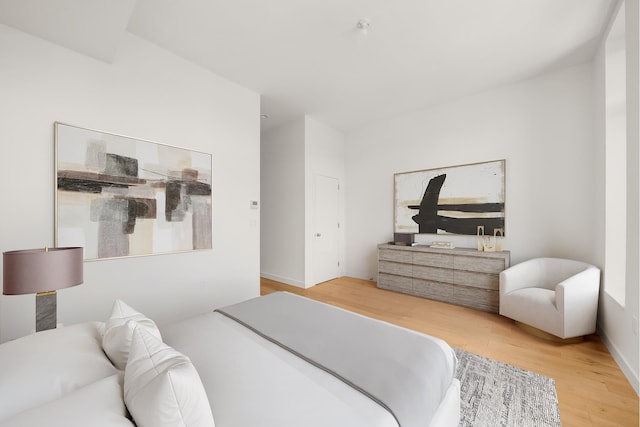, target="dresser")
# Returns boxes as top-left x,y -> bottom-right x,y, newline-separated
377,243 -> 510,313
